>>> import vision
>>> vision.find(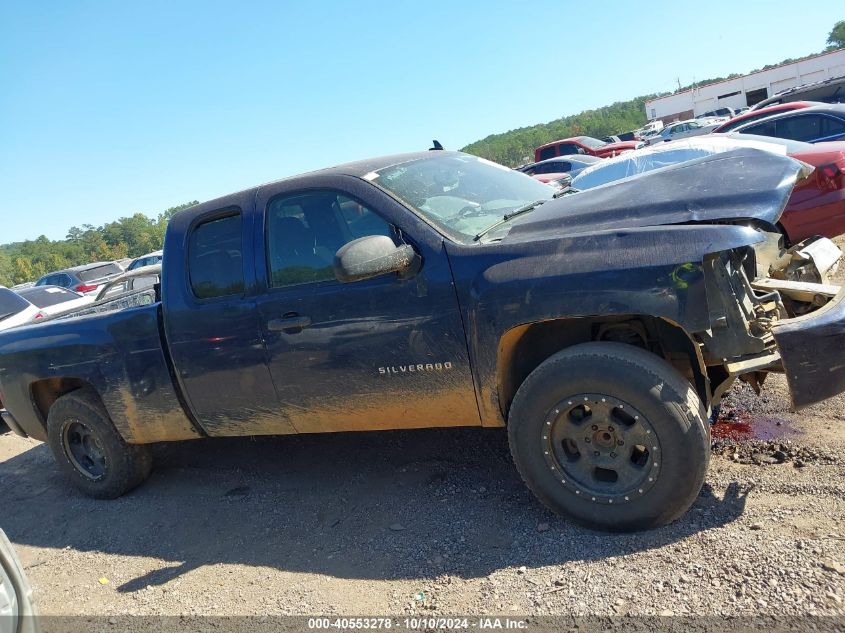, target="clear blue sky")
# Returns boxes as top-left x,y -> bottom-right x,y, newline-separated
0,1 -> 837,243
